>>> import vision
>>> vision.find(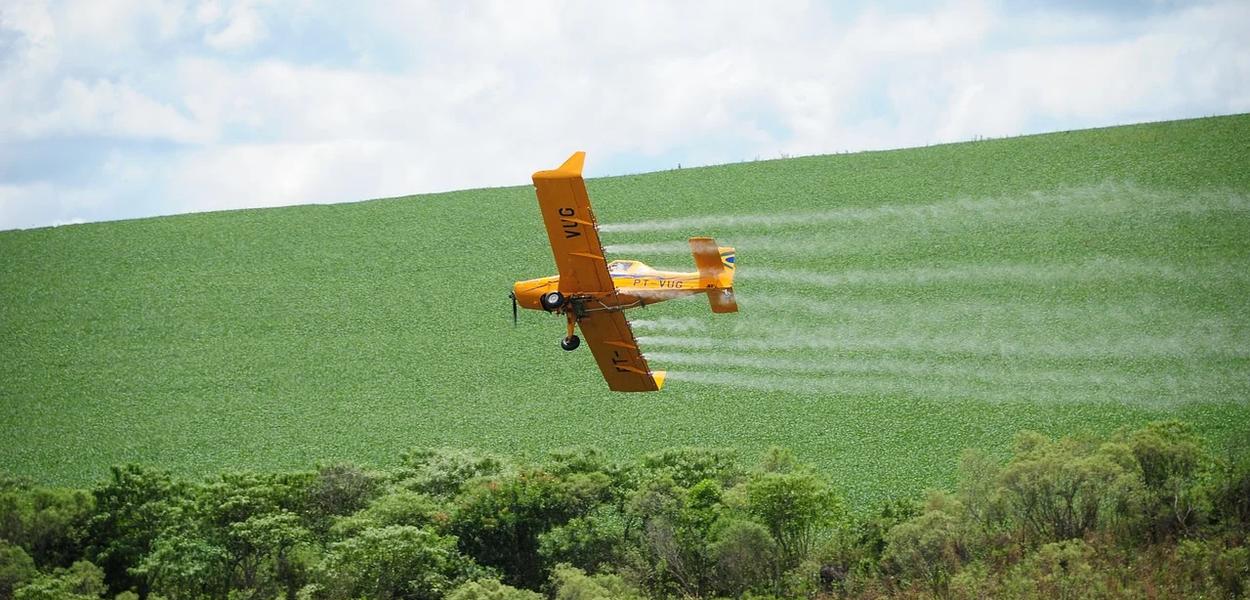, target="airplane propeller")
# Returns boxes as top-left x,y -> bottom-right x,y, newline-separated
509,292 -> 518,326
